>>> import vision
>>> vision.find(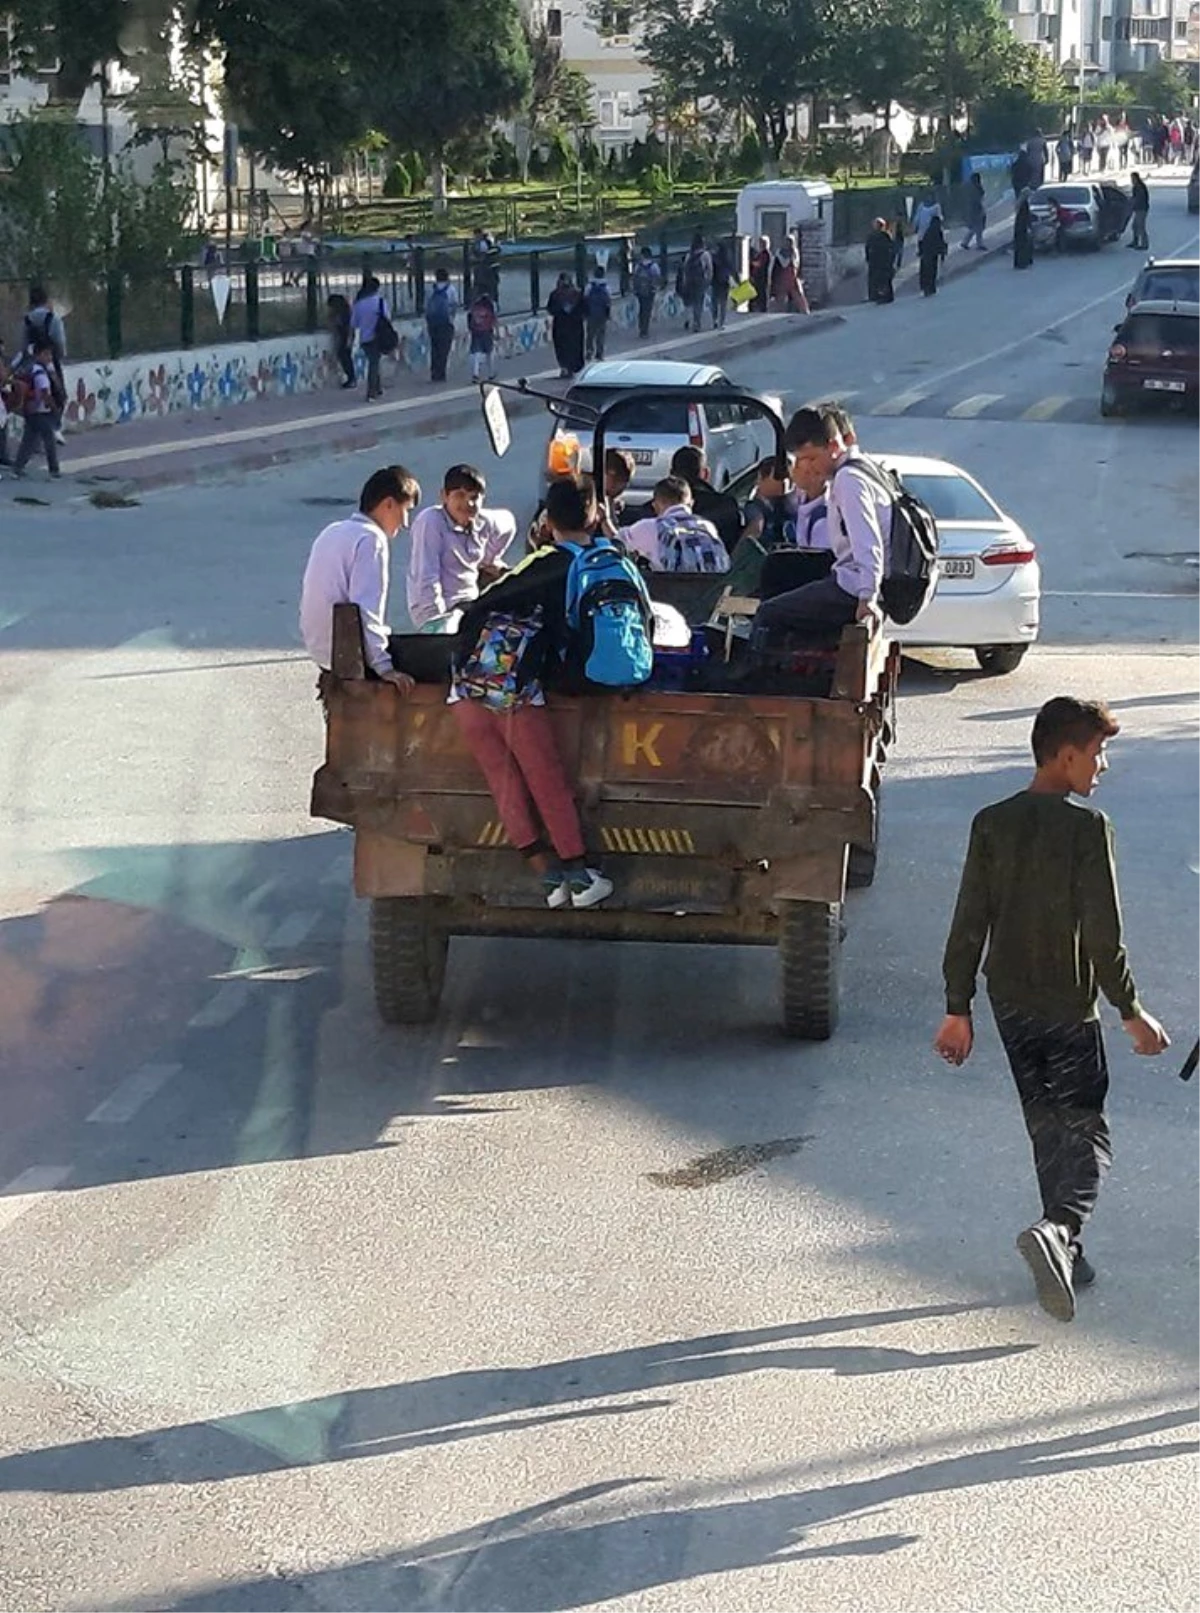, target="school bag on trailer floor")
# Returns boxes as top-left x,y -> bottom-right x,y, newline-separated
562,539 -> 653,688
